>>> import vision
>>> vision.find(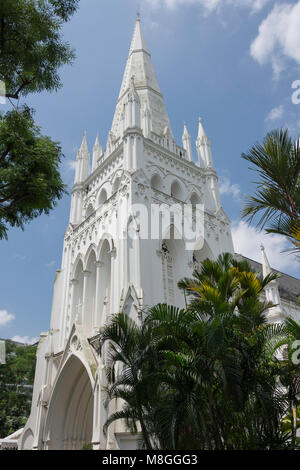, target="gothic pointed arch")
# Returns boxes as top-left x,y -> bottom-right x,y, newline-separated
20,428 -> 34,450
96,182 -> 111,208
85,203 -> 94,219
71,253 -> 84,279
96,238 -> 113,326
97,234 -> 115,259
170,179 -> 183,200
111,169 -> 123,194
190,191 -> 201,206
83,244 -> 98,270
151,173 -> 163,192
84,249 -> 97,336
44,354 -> 94,450
120,284 -> 143,318
191,240 -> 214,271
